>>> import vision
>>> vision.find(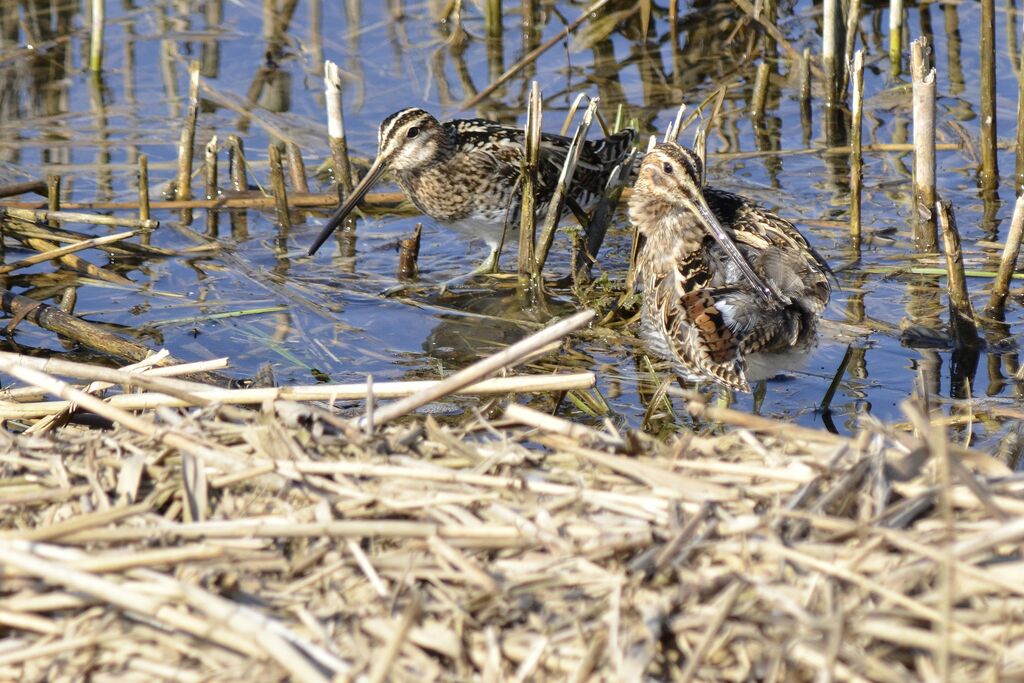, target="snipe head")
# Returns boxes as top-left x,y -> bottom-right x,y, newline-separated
629,143 -> 784,308
308,108 -> 449,255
